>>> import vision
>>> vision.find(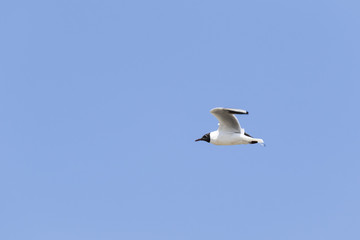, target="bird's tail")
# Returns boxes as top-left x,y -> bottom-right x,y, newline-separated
257,138 -> 265,147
